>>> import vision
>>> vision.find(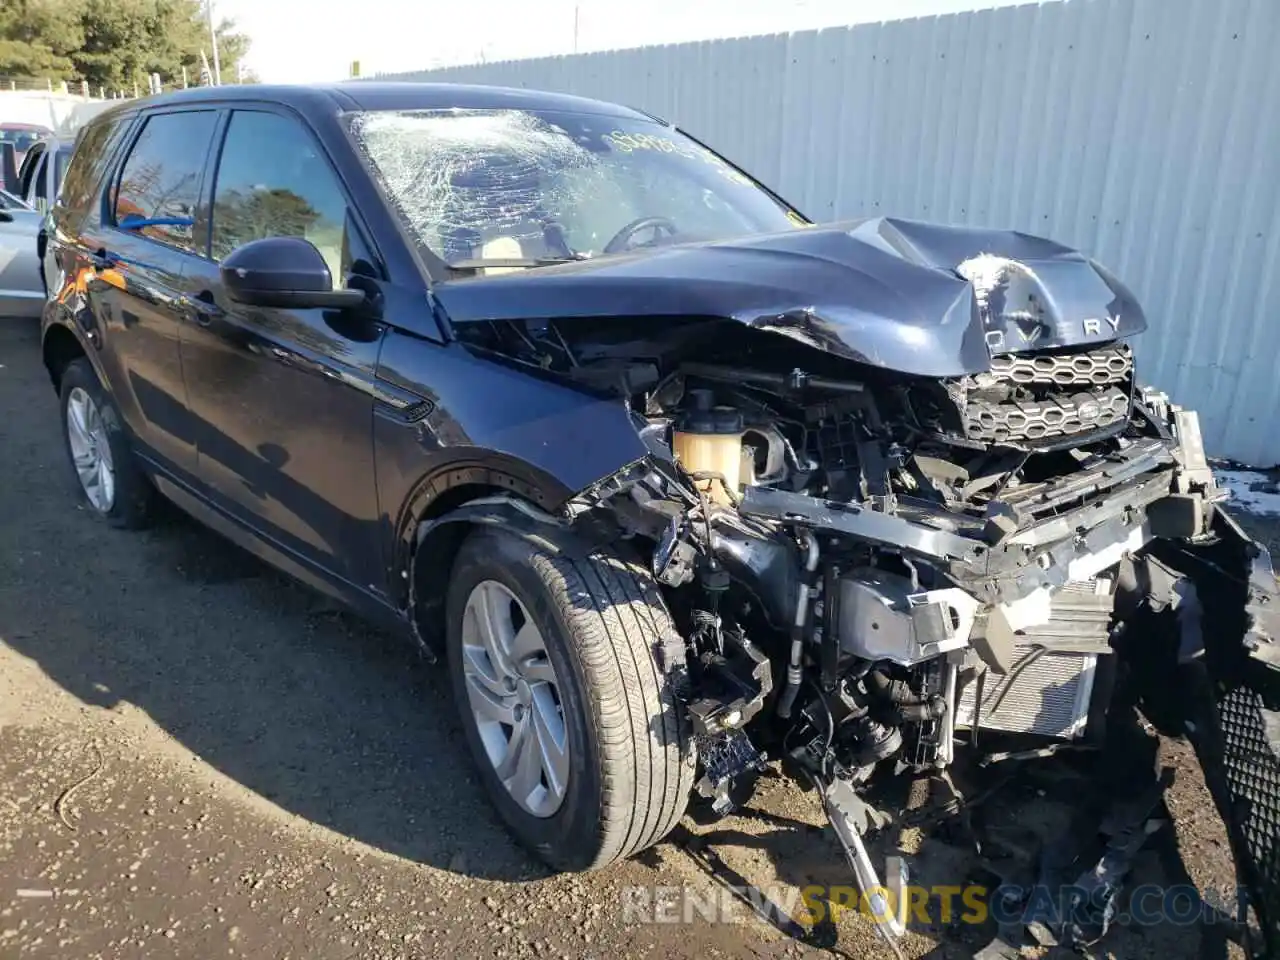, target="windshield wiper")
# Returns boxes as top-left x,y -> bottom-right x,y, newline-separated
447,255 -> 589,271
